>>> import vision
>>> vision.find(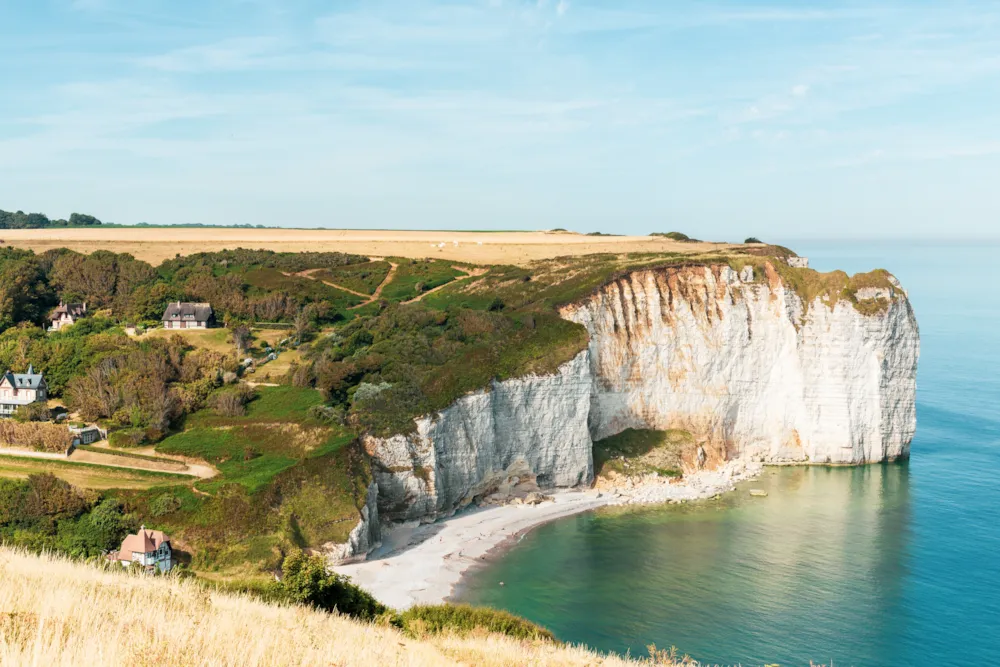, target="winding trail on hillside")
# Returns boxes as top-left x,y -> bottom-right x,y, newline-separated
403,266 -> 487,304
350,261 -> 399,308
289,260 -> 485,309
288,261 -> 400,309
